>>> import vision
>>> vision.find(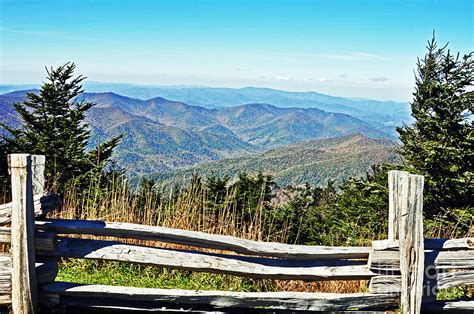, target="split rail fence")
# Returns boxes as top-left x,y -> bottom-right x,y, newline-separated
0,154 -> 473,313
